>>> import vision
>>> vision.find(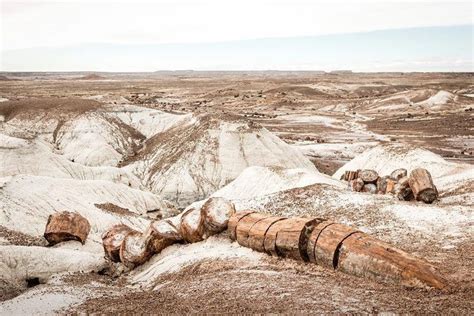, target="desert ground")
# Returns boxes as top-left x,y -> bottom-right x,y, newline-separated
0,71 -> 473,314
